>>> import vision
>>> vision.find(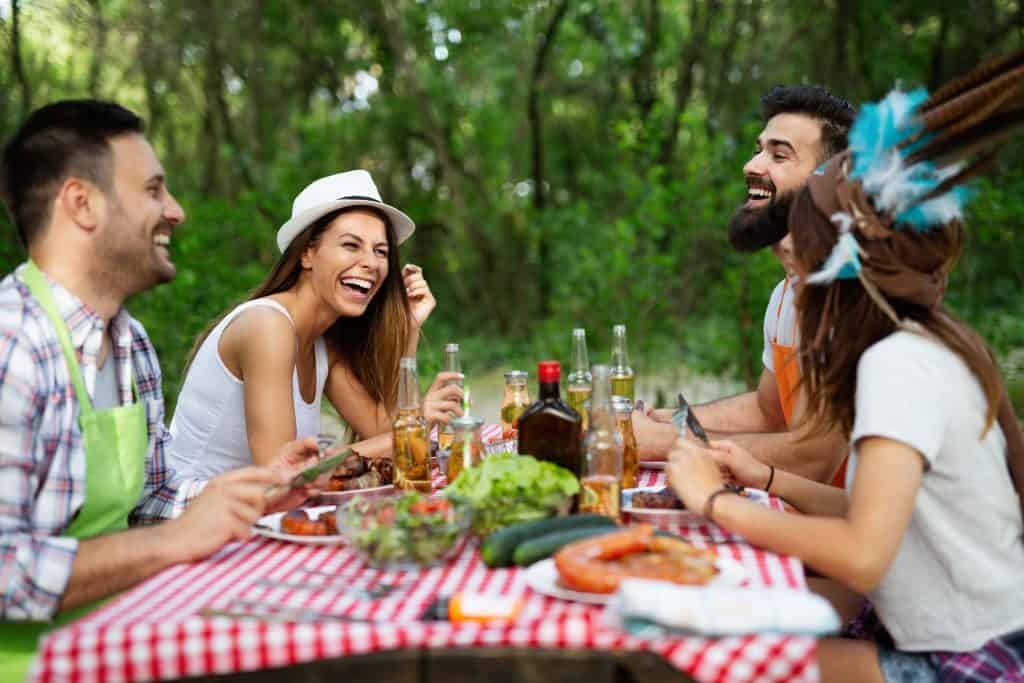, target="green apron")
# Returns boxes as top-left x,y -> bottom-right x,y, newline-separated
0,262 -> 148,683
